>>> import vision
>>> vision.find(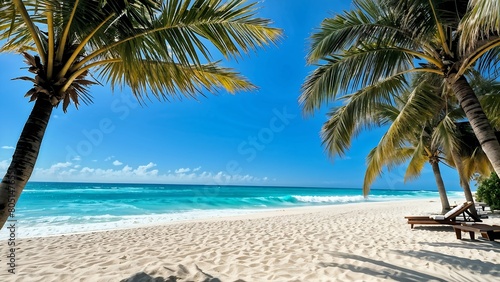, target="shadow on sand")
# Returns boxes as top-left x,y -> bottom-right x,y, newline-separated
120,265 -> 225,282
319,252 -> 448,281
321,246 -> 499,281
410,226 -> 455,232
421,240 -> 500,252
394,249 -> 500,277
